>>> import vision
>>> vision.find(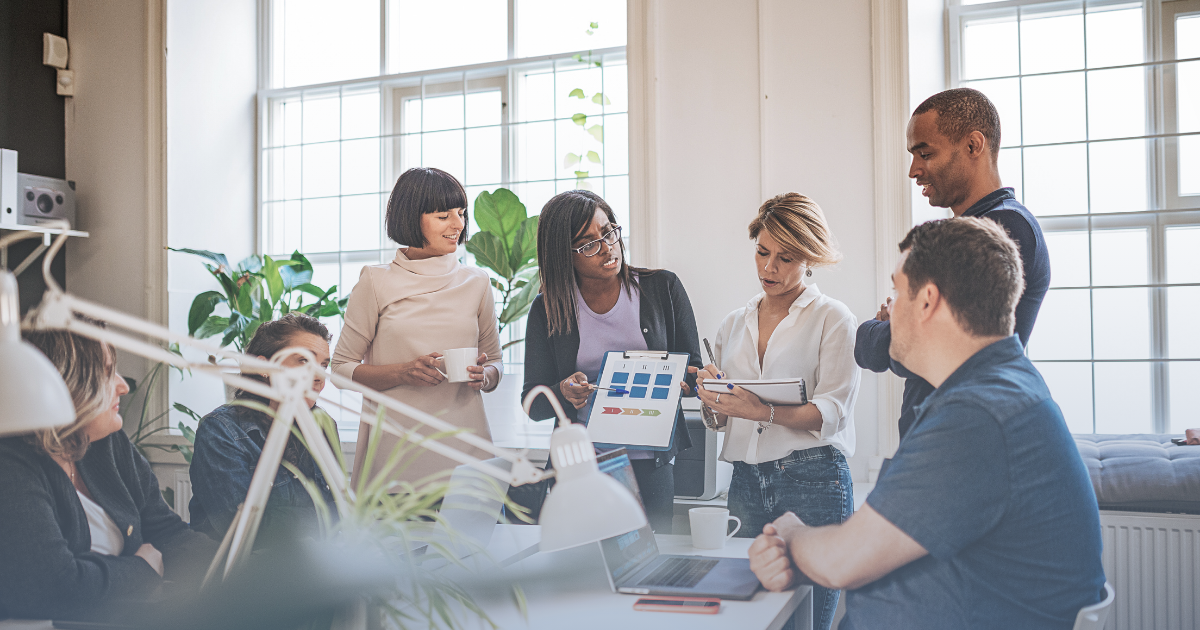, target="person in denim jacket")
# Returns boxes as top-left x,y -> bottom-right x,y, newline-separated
188,313 -> 337,545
